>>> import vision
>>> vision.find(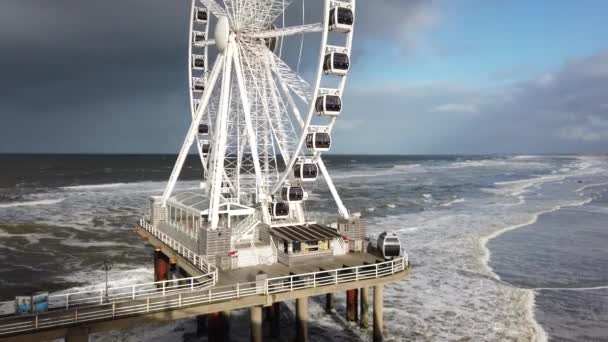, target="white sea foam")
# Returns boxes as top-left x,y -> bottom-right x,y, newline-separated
60,240 -> 136,248
441,198 -> 465,207
0,198 -> 64,208
61,183 -> 130,190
